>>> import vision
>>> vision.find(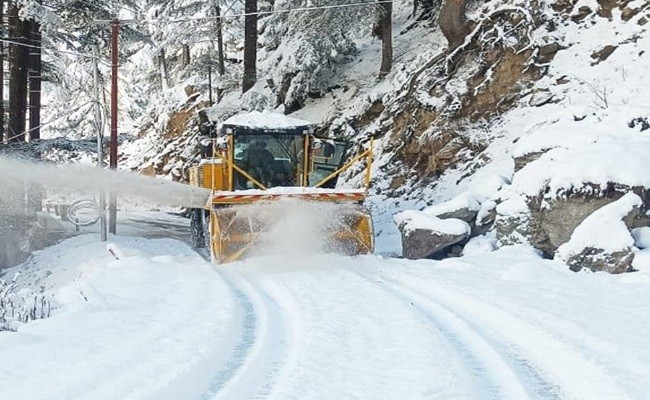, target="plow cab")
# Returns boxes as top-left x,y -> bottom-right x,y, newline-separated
188,111 -> 374,264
